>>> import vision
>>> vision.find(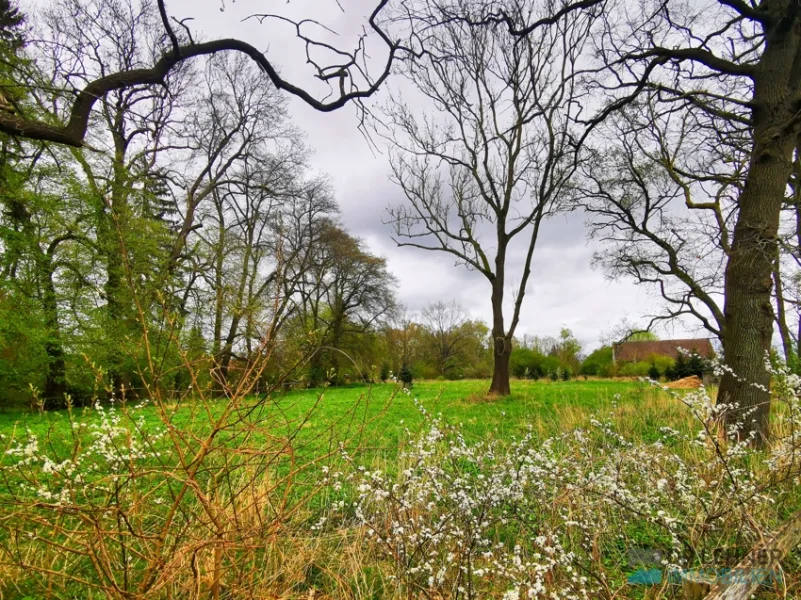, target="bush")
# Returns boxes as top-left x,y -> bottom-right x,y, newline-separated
580,345 -> 613,377
549,370 -> 558,381
510,347 -> 545,379
648,363 -> 660,380
398,363 -> 413,388
687,351 -> 706,377
667,351 -> 705,381
619,360 -> 652,377
336,371 -> 801,599
379,362 -> 390,383
620,355 -> 675,379
561,367 -> 571,381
